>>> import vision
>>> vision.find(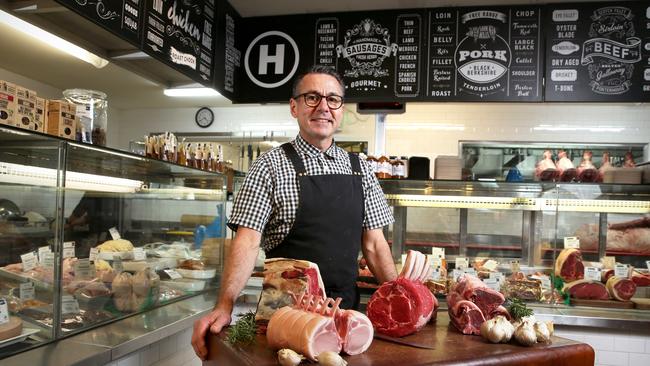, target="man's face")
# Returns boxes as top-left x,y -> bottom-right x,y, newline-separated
290,73 -> 344,145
